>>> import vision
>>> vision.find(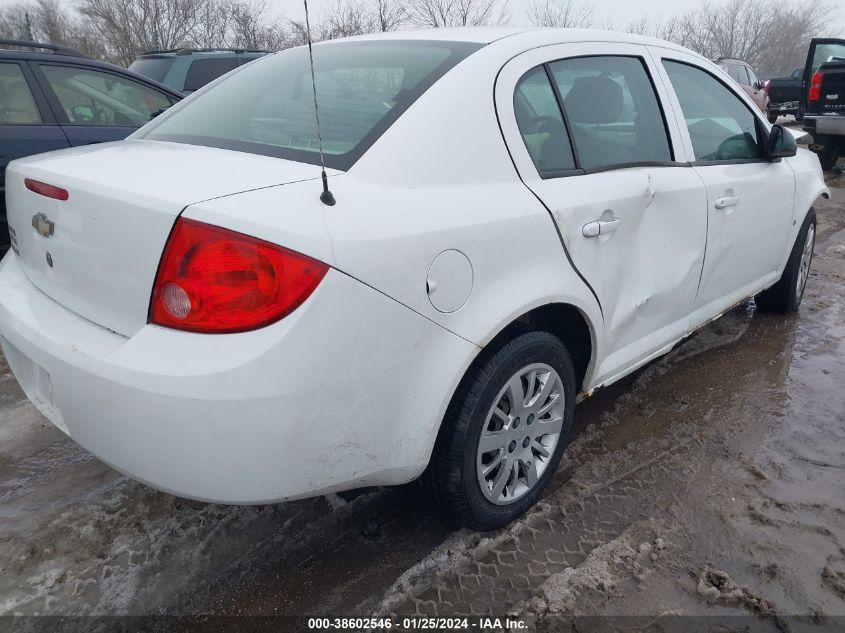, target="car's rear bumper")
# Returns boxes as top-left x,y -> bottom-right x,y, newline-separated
0,252 -> 476,503
803,115 -> 845,136
771,101 -> 798,113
